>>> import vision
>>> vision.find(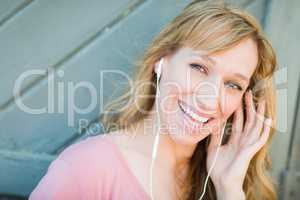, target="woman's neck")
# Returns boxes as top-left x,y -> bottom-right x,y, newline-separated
132,112 -> 197,172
